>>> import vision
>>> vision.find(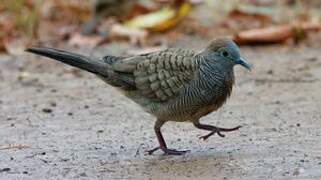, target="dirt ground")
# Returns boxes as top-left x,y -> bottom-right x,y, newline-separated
1,37 -> 321,180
